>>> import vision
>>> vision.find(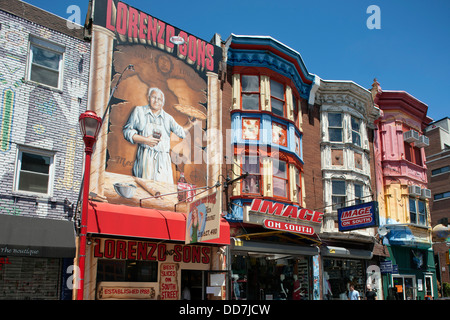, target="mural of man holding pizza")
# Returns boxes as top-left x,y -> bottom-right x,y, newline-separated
123,87 -> 197,183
